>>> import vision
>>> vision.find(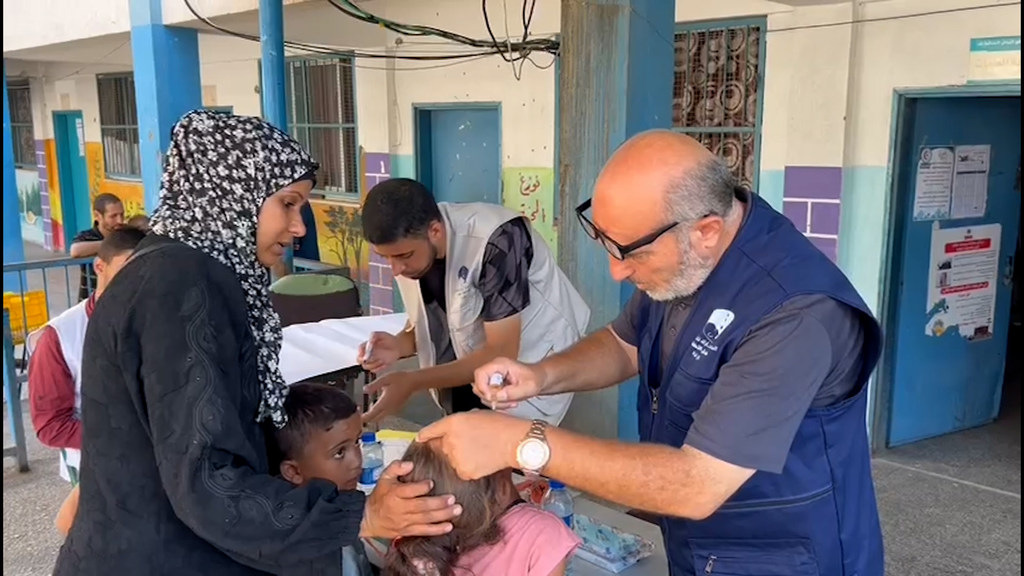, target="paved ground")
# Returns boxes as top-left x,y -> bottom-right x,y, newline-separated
4,244 -> 1021,575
